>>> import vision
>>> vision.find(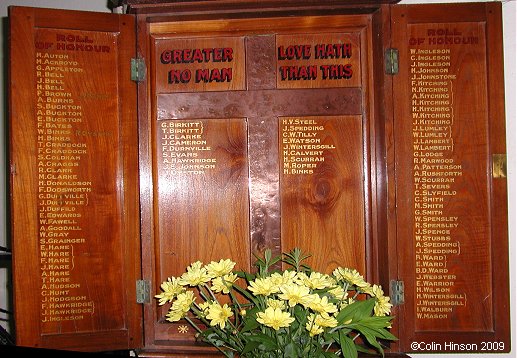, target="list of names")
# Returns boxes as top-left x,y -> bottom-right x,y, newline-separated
160,120 -> 217,174
410,47 -> 466,320
281,118 -> 336,175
